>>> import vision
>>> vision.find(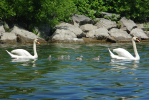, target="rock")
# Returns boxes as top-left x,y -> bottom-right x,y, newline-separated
120,17 -> 137,32
71,14 -> 93,26
136,23 -> 144,29
130,28 -> 149,40
109,28 -> 132,42
0,21 -> 5,35
35,24 -> 51,38
86,27 -> 109,40
11,25 -> 46,43
101,12 -> 120,20
0,32 -> 16,43
95,18 -> 117,30
80,24 -> 97,32
55,22 -> 83,38
51,29 -> 77,42
3,21 -> 9,31
144,31 -> 149,37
